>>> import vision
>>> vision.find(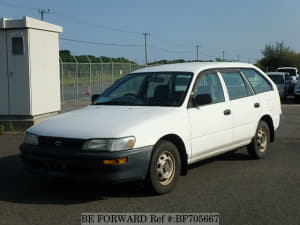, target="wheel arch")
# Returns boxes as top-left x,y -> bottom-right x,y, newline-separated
155,134 -> 188,176
259,115 -> 275,142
